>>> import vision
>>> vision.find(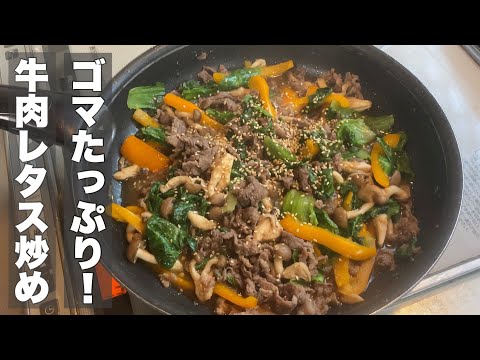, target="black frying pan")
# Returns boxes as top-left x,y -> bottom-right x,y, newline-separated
0,45 -> 463,314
